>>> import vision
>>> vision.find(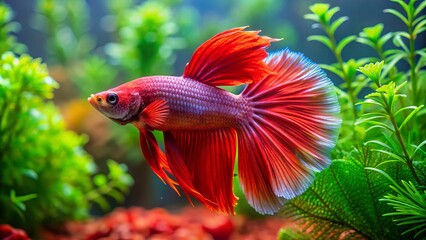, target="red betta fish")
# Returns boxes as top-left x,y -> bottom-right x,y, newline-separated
88,27 -> 341,215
